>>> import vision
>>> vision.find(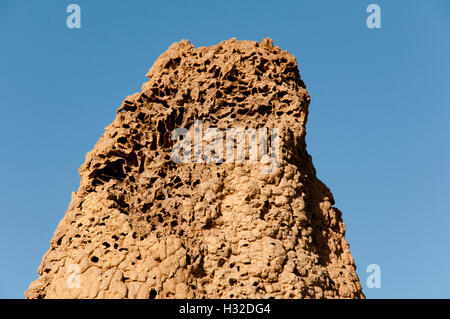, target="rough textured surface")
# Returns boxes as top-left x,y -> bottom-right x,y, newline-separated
26,38 -> 364,299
